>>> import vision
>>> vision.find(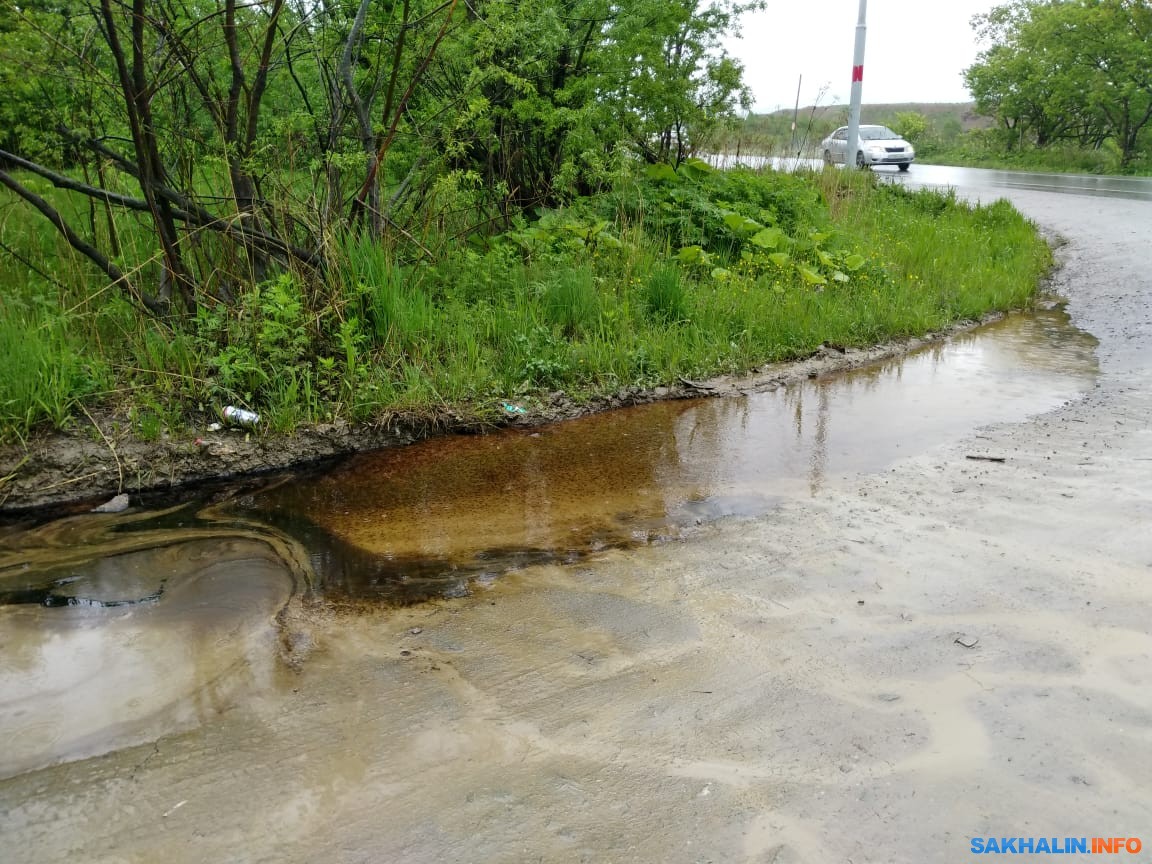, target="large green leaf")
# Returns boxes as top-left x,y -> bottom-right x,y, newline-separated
679,158 -> 714,180
797,265 -> 826,285
750,227 -> 784,249
678,245 -> 711,265
646,163 -> 679,182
